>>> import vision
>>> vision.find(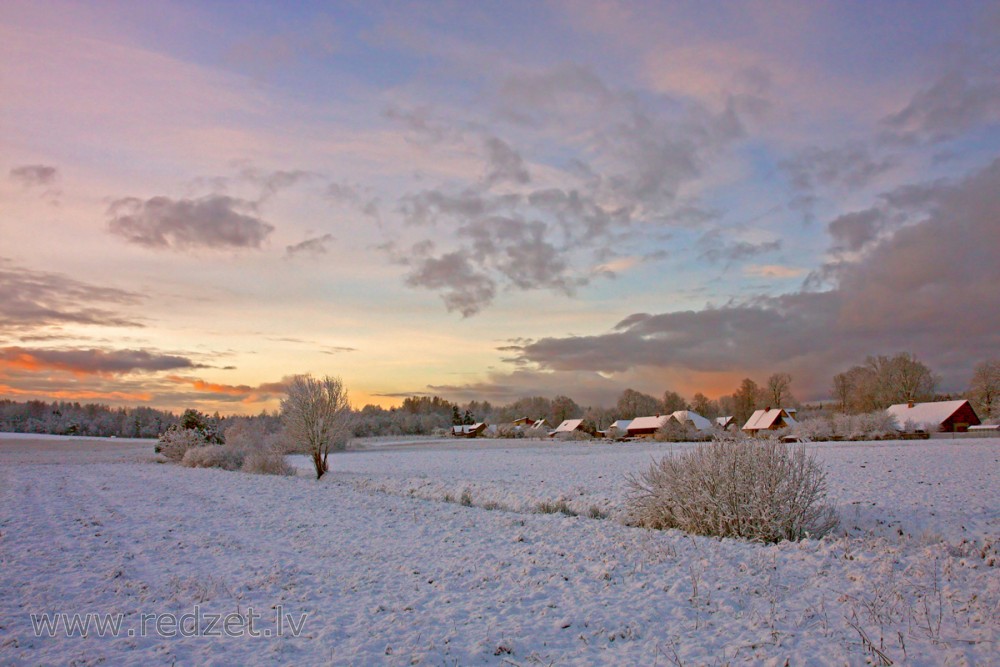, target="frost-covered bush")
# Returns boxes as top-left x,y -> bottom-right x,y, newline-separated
522,426 -> 548,439
181,445 -> 245,471
627,433 -> 838,543
555,430 -> 593,441
605,426 -> 624,440
795,417 -> 835,440
240,449 -> 295,476
494,423 -> 524,439
795,412 -> 900,441
157,428 -> 210,462
654,420 -> 710,442
224,419 -> 268,450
